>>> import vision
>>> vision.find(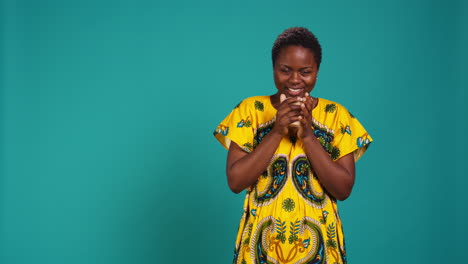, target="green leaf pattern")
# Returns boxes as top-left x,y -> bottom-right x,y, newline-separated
254,100 -> 264,111
275,218 -> 287,243
325,104 -> 337,113
326,222 -> 338,249
288,219 -> 301,244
